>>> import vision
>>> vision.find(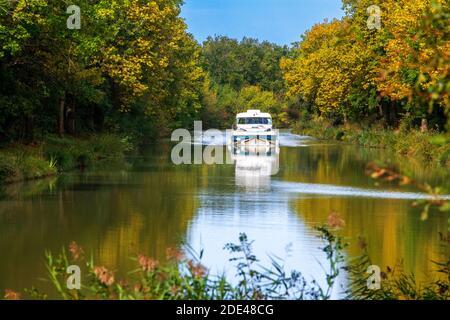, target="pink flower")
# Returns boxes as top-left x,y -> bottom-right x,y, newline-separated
134,283 -> 143,293
187,260 -> 207,278
69,241 -> 84,261
166,247 -> 185,262
171,285 -> 180,295
328,212 -> 345,229
93,266 -> 115,286
138,255 -> 159,272
4,289 -> 21,300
